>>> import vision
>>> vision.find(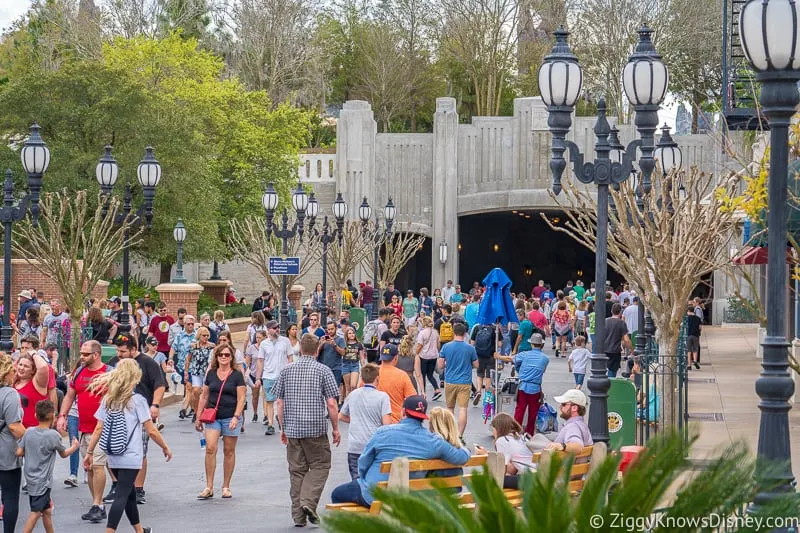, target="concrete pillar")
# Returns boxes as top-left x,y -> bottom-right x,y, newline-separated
198,279 -> 232,305
289,284 -> 305,315
336,100 -> 377,214
432,97 -> 459,290
156,283 -> 204,318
